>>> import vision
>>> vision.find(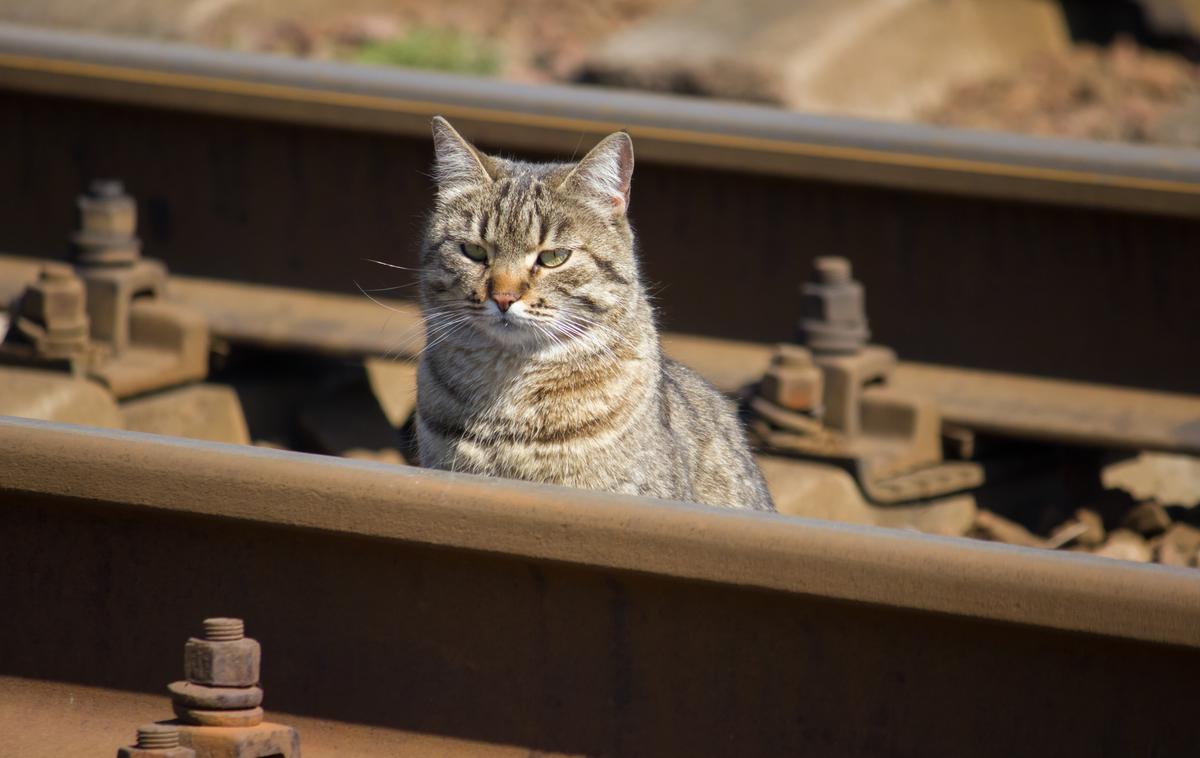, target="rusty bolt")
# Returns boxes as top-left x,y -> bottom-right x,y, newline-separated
79,179 -> 136,237
813,256 -> 851,284
204,618 -> 244,641
74,179 -> 141,266
116,724 -> 195,757
6,263 -> 90,358
32,264 -> 89,331
89,179 -> 125,199
798,256 -> 869,355
184,617 -> 260,687
137,726 -> 180,749
760,344 -> 823,413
